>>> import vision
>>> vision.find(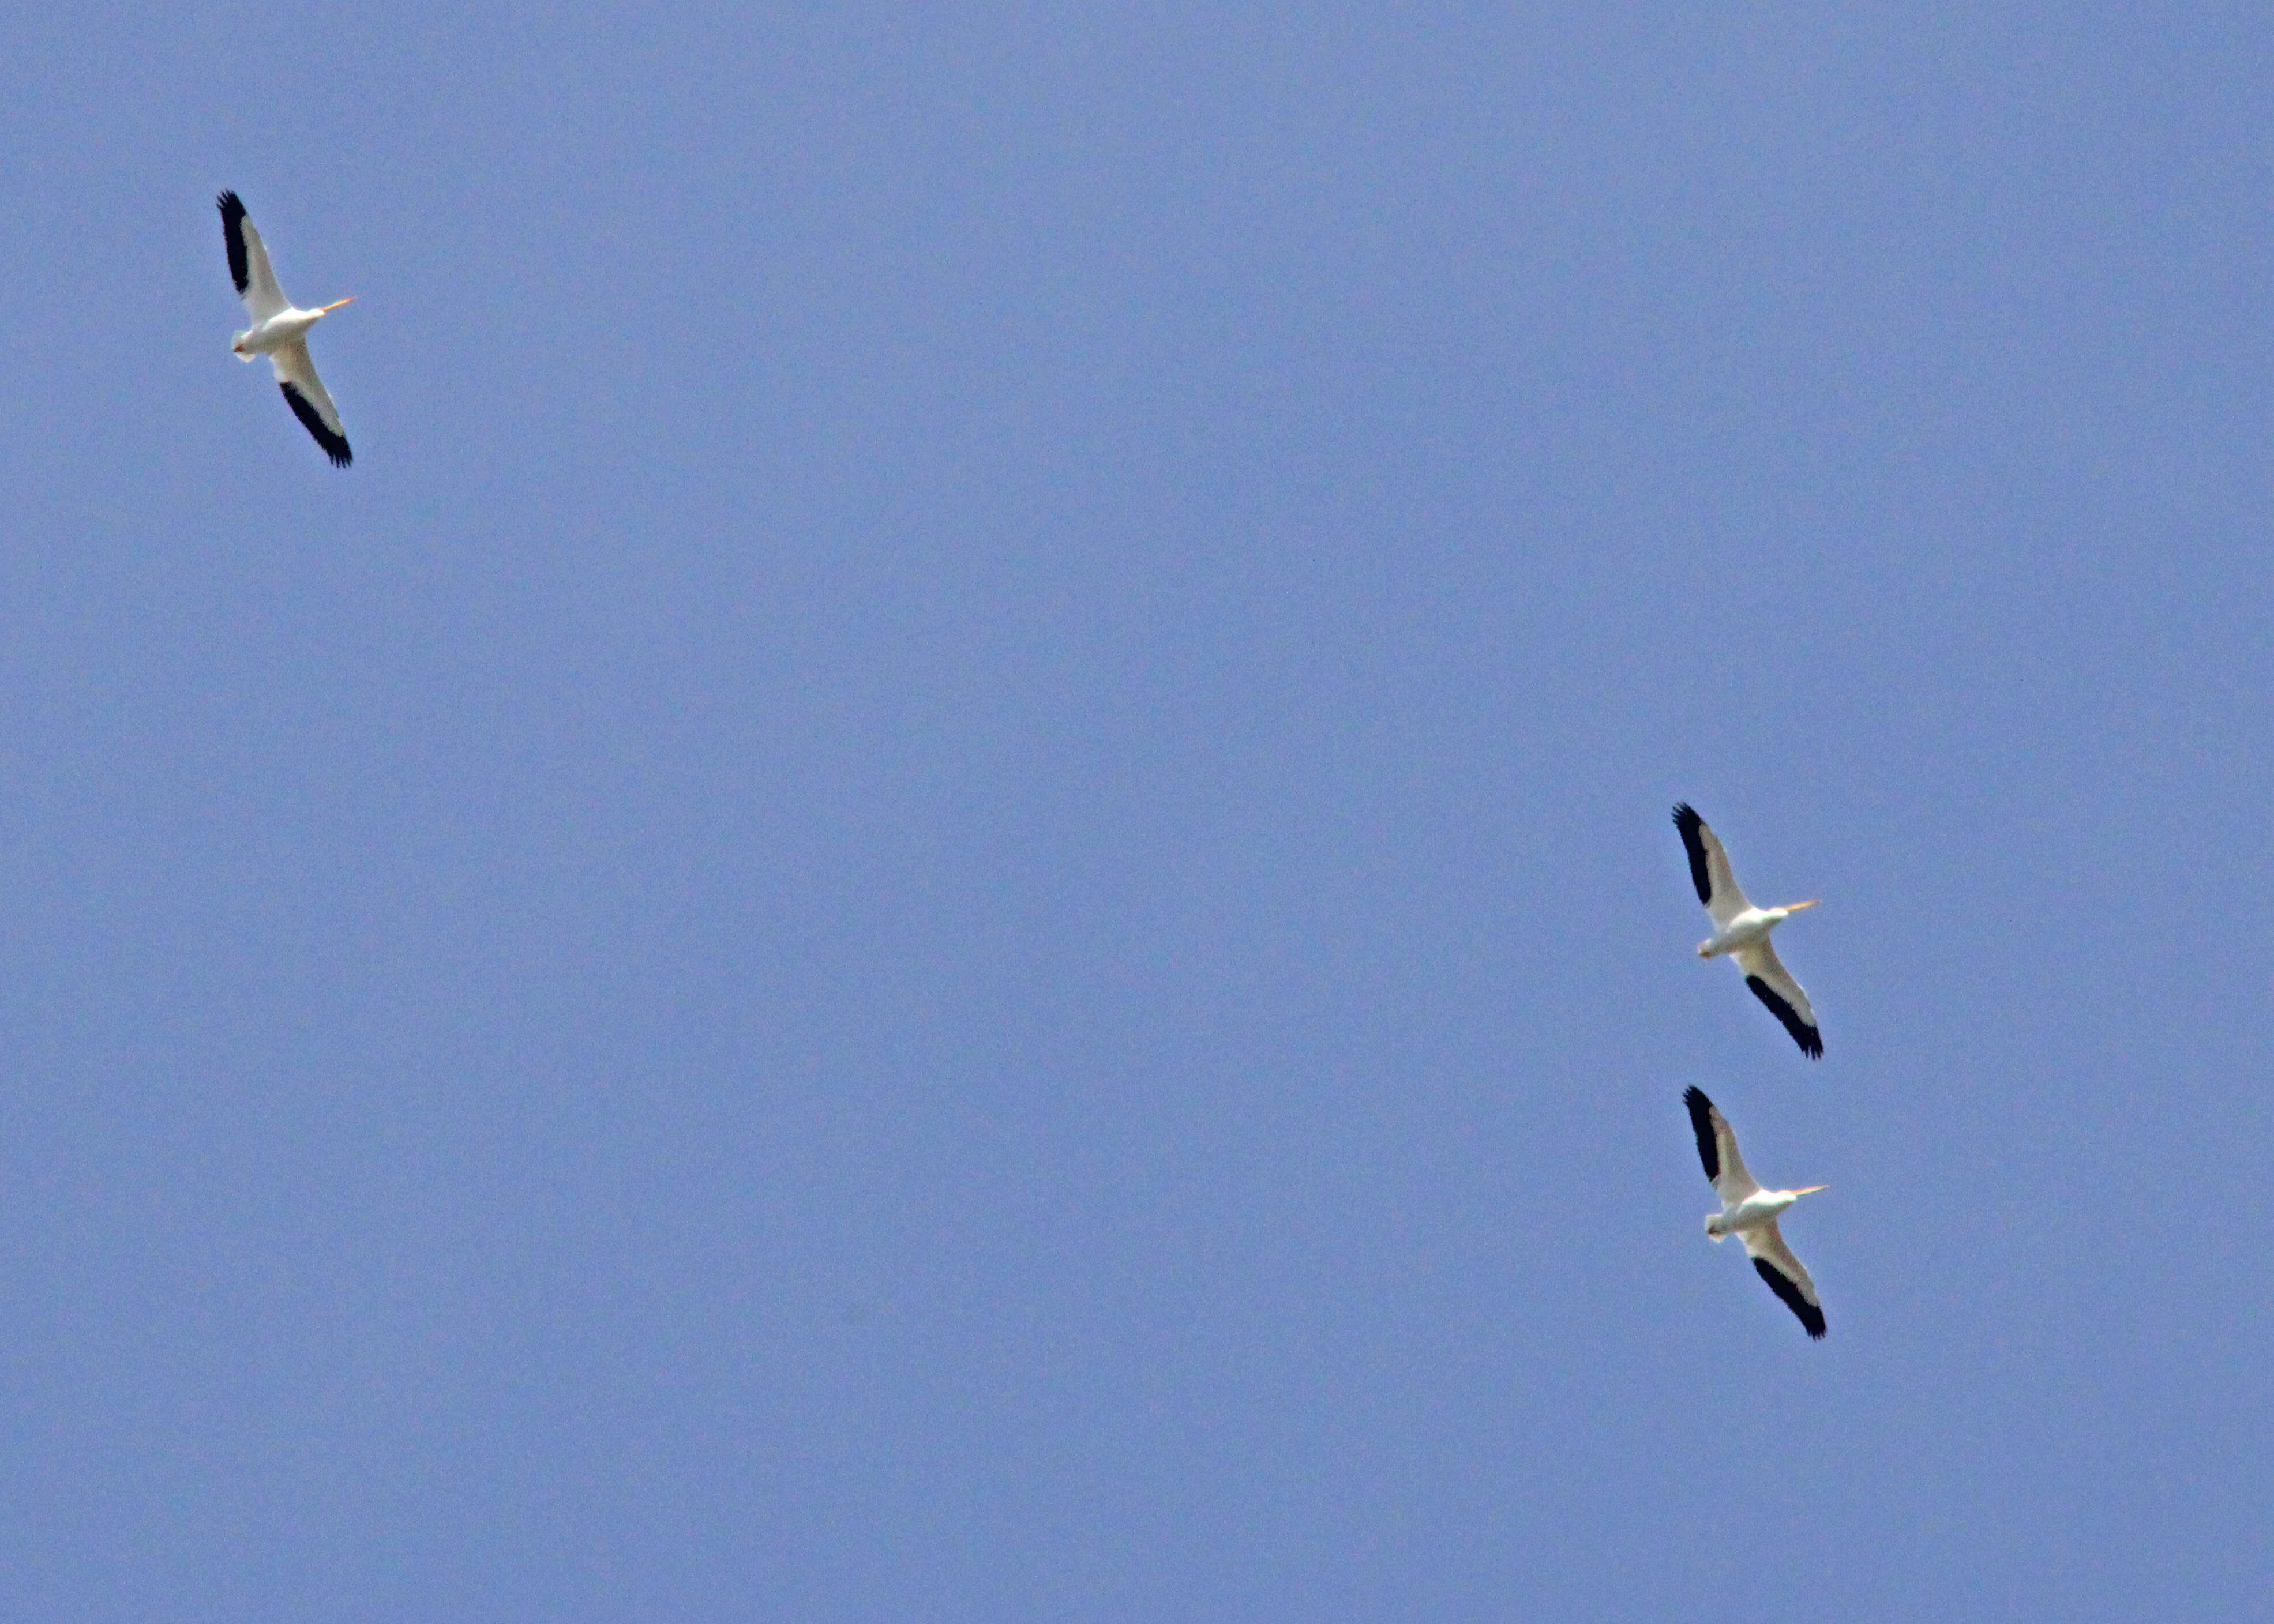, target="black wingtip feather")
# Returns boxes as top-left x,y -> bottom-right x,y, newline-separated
1744,975 -> 1823,1058
1753,1257 -> 1827,1338
217,191 -> 250,295
279,383 -> 352,467
1682,1087 -> 1720,1183
1671,803 -> 1712,905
